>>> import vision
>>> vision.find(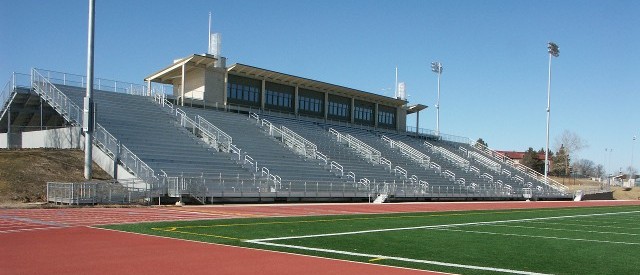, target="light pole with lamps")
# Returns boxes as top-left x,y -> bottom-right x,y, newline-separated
632,135 -> 637,177
544,42 -> 560,184
431,61 -> 443,136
